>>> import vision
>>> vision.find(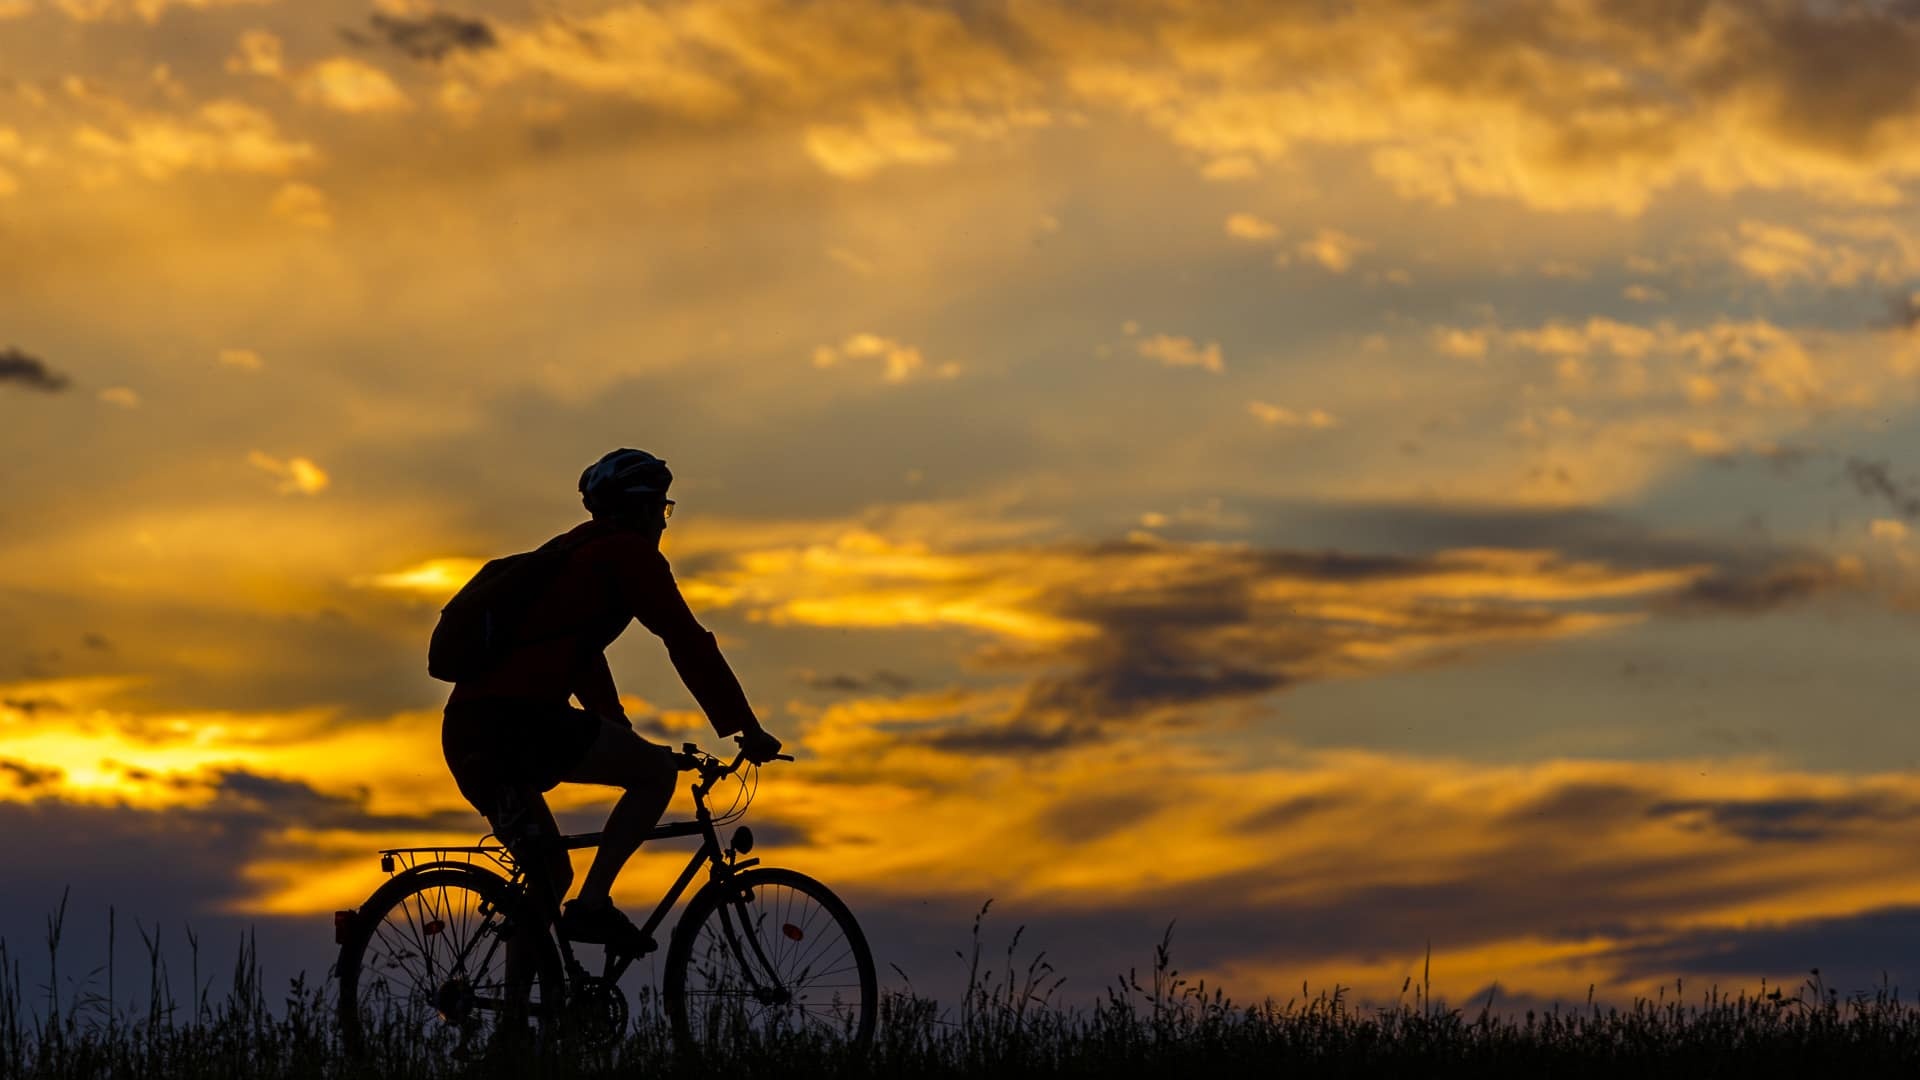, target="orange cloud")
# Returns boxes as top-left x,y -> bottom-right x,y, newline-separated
247,450 -> 329,495
811,332 -> 959,383
1136,333 -> 1223,373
